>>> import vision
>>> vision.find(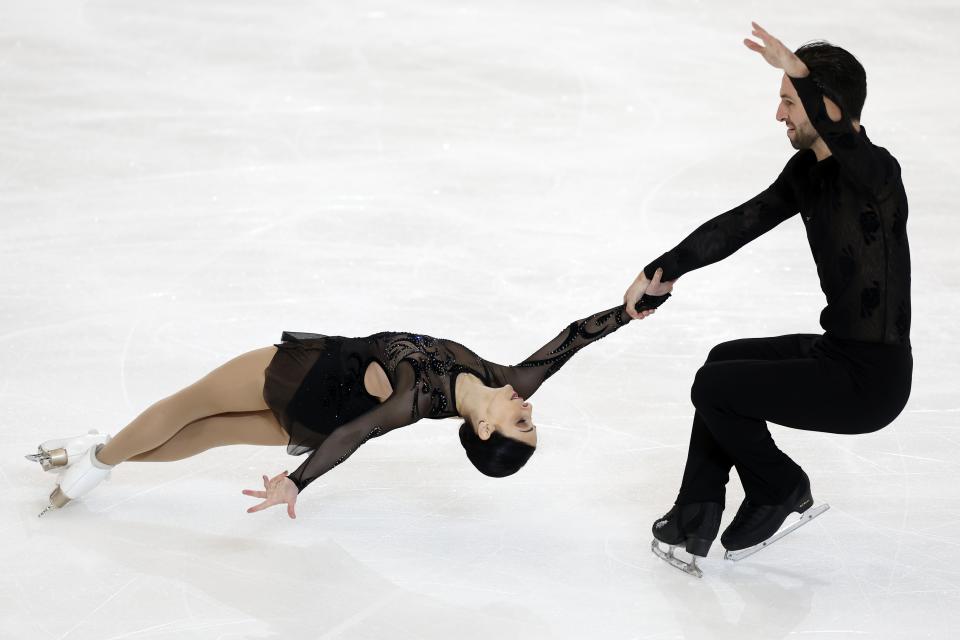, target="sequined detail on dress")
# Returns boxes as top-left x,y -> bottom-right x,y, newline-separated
275,302 -> 643,492
518,305 -> 632,380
